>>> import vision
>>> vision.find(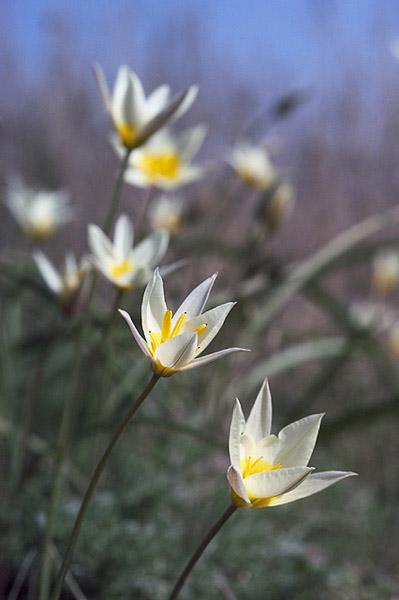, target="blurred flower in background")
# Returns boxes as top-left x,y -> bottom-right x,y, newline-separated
227,380 -> 356,508
122,125 -> 206,189
88,214 -> 169,290
256,181 -> 295,236
372,250 -> 399,294
34,251 -> 89,307
95,64 -> 198,150
149,195 -> 184,234
228,141 -> 277,190
5,180 -> 73,241
119,269 -> 247,376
